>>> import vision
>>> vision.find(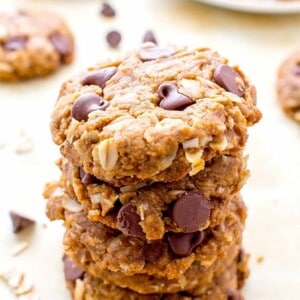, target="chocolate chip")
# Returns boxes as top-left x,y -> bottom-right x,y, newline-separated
172,191 -> 211,233
237,248 -> 245,263
292,65 -> 300,76
106,30 -> 121,48
79,168 -> 99,185
167,231 -> 204,257
158,83 -> 193,110
49,33 -> 72,56
63,256 -> 85,281
9,211 -> 35,234
71,93 -> 109,121
143,241 -> 164,262
142,30 -> 157,44
4,36 -> 27,51
100,2 -> 116,17
117,202 -> 144,237
213,64 -> 245,97
81,67 -> 117,88
139,45 -> 174,62
227,289 -> 244,300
